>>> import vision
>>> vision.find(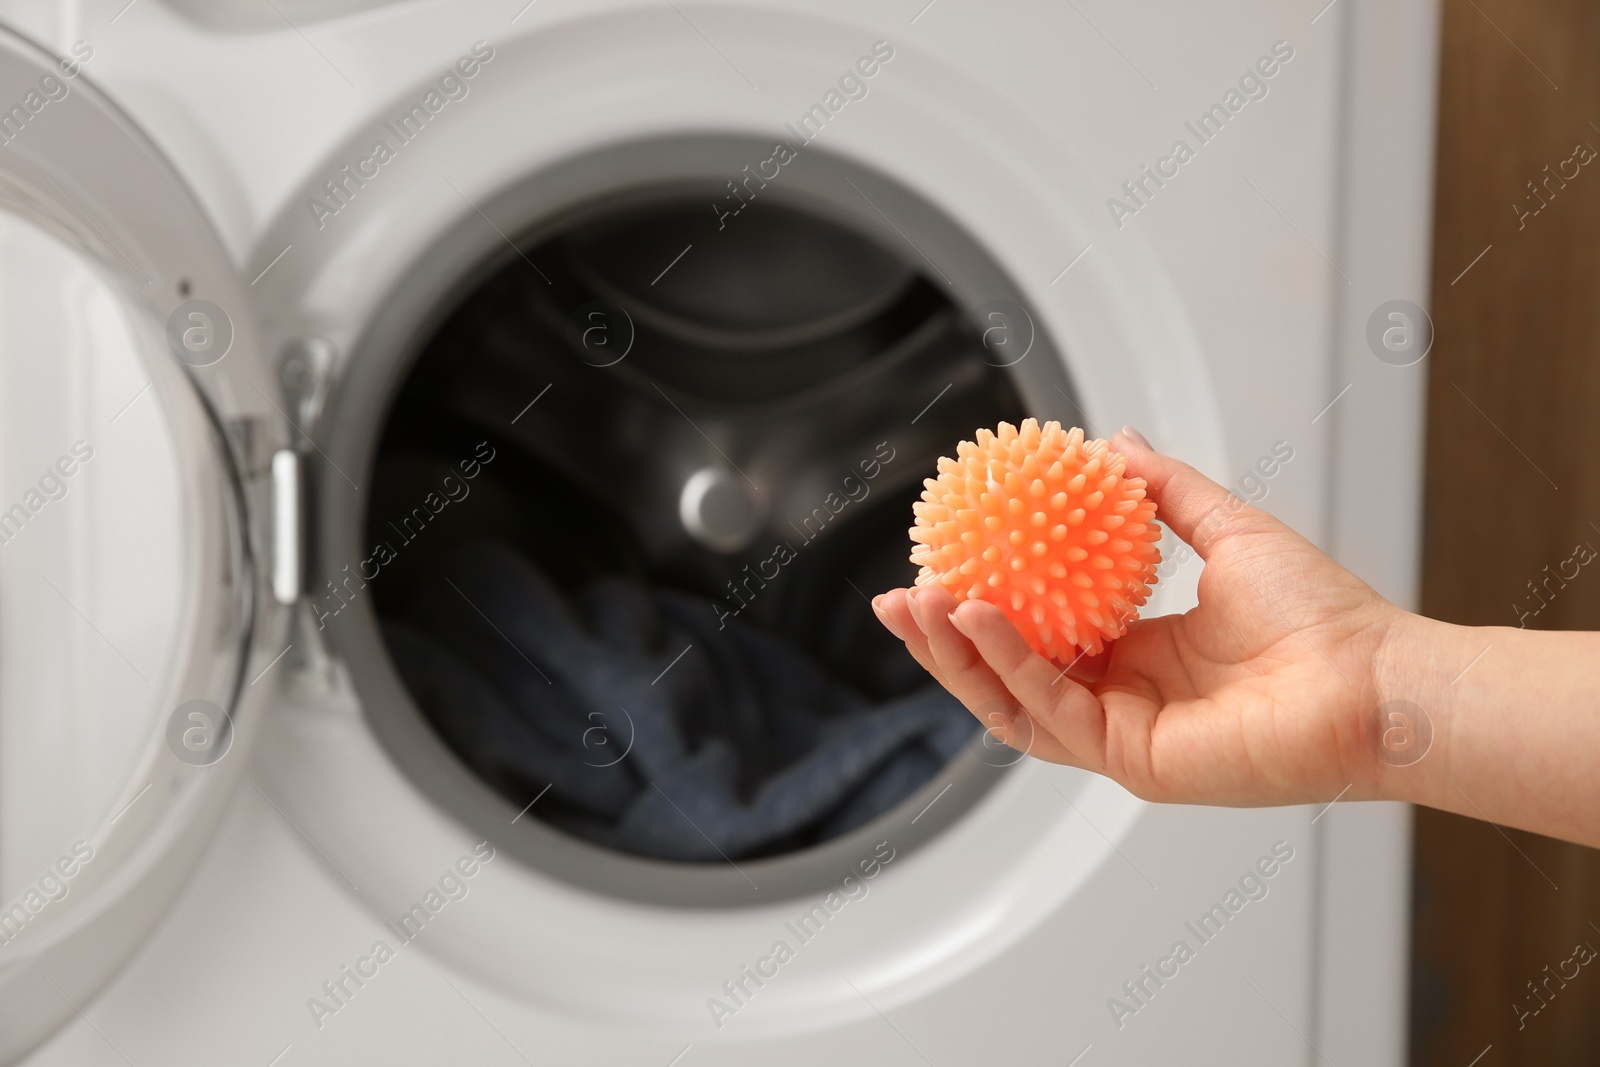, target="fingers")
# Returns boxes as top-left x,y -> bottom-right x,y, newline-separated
947,598 -> 1109,768
906,584 -> 985,684
874,588 -> 948,686
1111,427 -> 1279,561
905,585 -> 1026,734
874,586 -> 1075,764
